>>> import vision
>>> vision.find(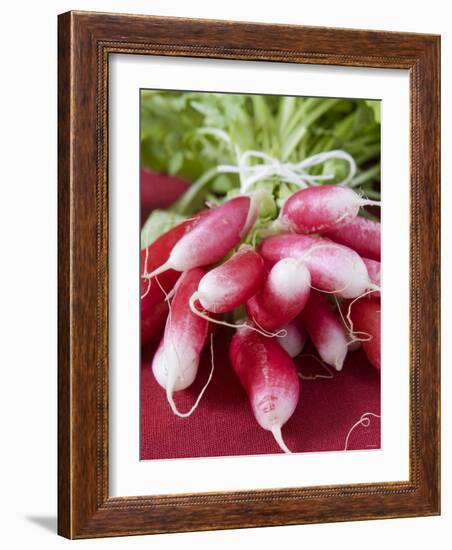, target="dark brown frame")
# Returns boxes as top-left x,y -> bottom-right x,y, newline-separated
58,10 -> 440,539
